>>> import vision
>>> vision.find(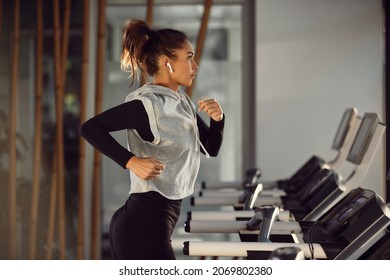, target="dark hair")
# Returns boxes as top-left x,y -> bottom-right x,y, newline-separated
121,19 -> 189,84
